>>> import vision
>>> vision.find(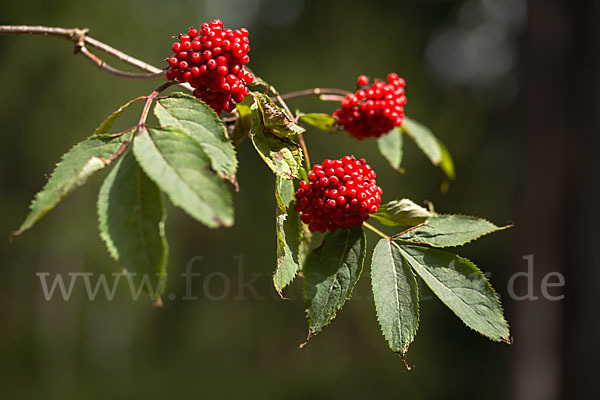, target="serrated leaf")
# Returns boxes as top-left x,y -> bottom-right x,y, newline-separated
229,103 -> 252,146
304,226 -> 366,336
93,97 -> 144,136
376,127 -> 403,171
371,239 -> 419,355
255,93 -> 306,137
154,92 -> 238,184
273,177 -> 301,296
395,215 -> 509,247
399,244 -> 510,342
14,134 -> 131,236
133,126 -> 233,228
299,113 -> 336,131
250,102 -> 303,180
372,199 -> 432,227
97,150 -> 168,300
